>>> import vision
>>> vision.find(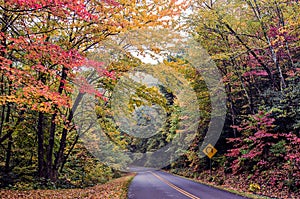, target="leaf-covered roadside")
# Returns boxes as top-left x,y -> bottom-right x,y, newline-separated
0,174 -> 134,199
171,168 -> 298,199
